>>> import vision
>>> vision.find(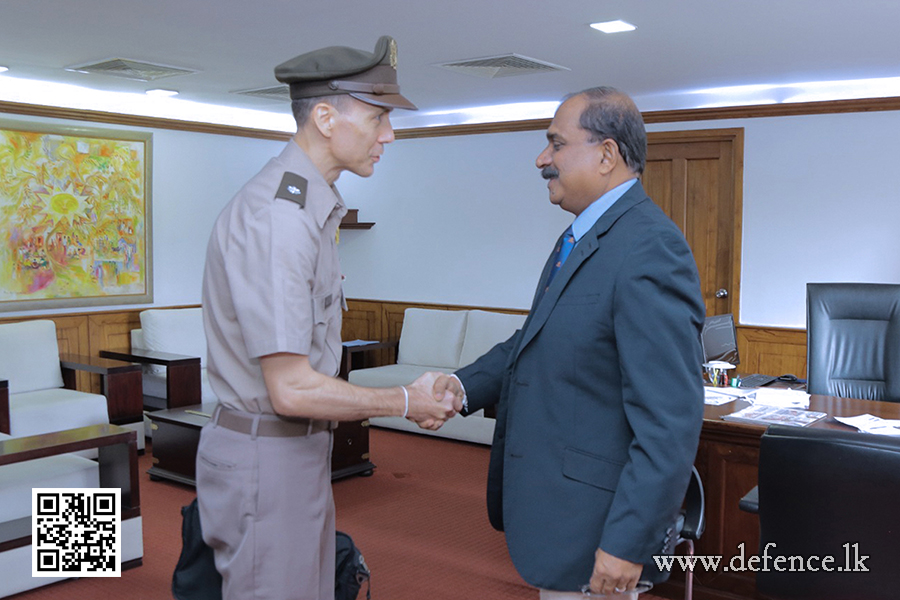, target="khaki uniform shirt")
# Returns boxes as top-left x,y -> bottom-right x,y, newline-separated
202,140 -> 347,414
